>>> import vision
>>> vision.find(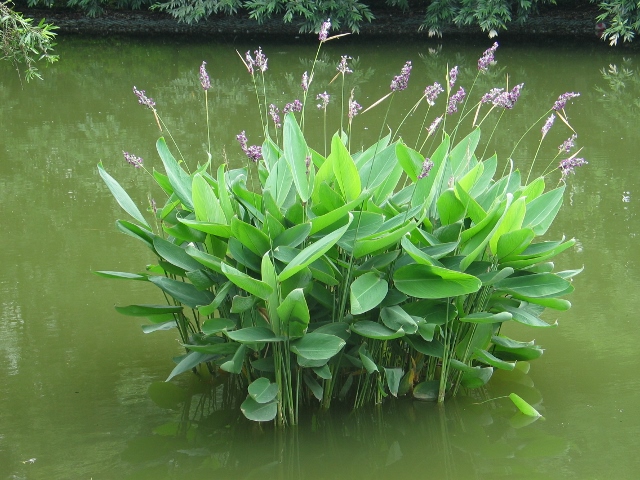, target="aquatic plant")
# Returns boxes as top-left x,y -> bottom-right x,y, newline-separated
97,37 -> 584,426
